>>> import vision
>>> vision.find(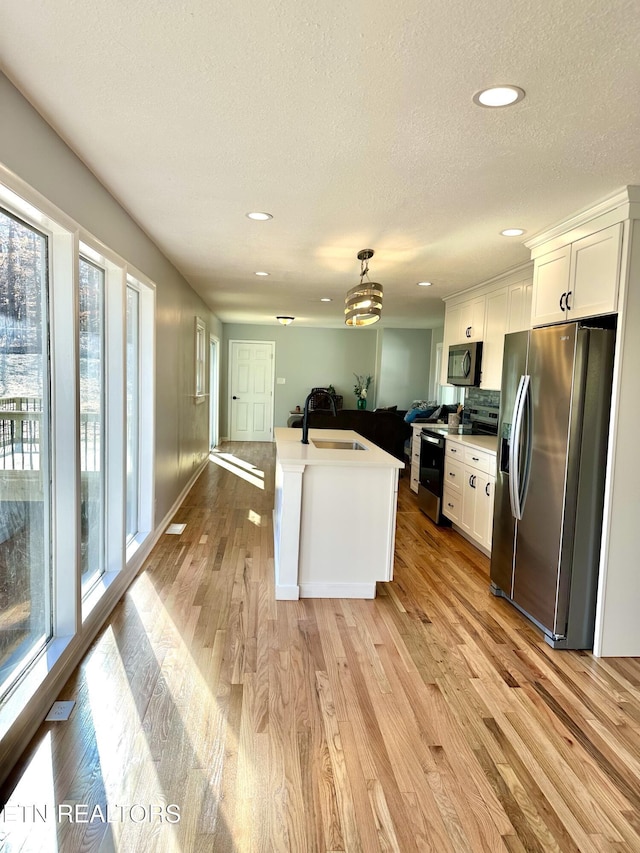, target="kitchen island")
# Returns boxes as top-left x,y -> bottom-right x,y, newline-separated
273,427 -> 403,600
